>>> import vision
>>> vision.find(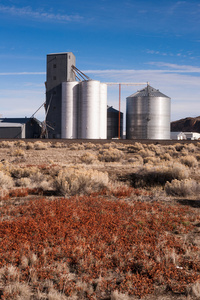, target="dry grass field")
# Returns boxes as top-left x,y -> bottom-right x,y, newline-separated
0,140 -> 200,300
